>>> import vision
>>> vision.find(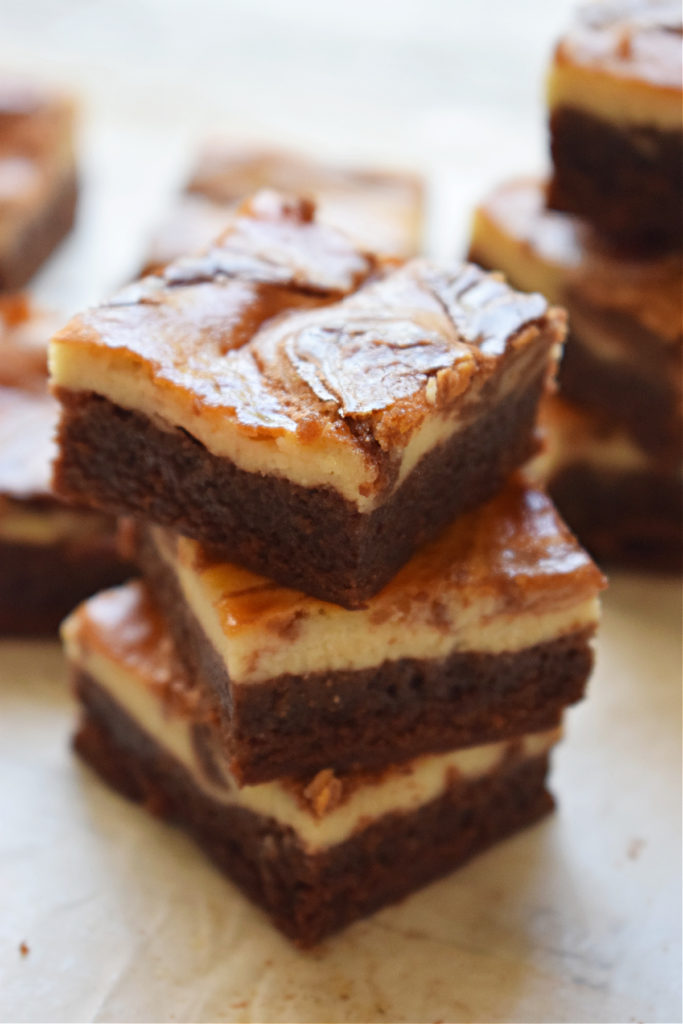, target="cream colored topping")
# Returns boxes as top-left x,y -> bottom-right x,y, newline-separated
548,0 -> 682,129
63,601 -> 559,851
150,477 -> 603,686
548,60 -> 682,130
50,251 -> 558,511
0,502 -> 106,544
